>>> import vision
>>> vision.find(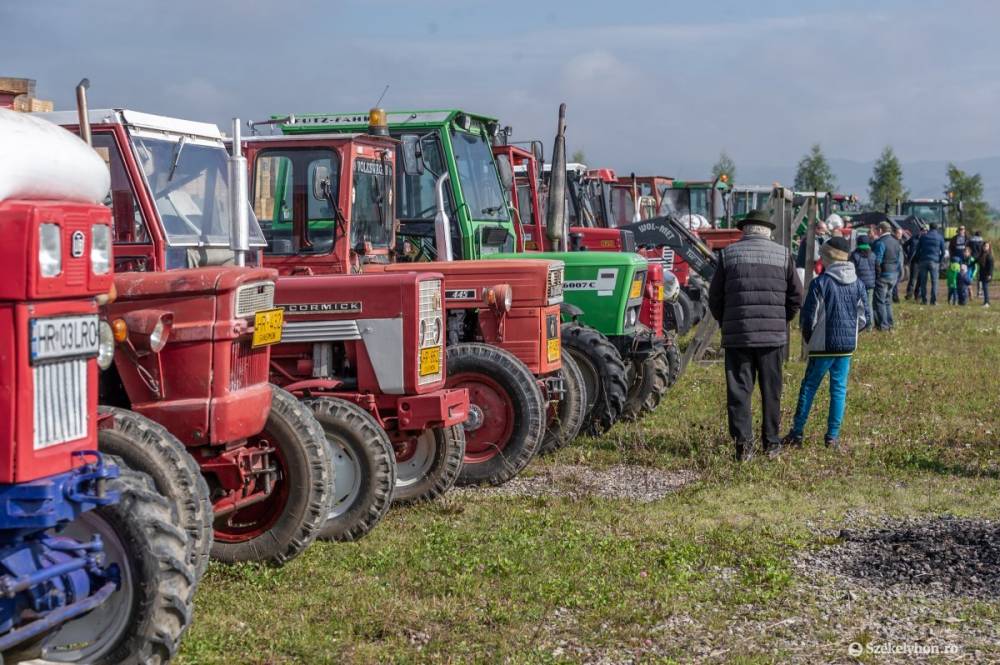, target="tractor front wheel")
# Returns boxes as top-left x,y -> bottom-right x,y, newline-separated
664,336 -> 681,388
623,347 -> 671,420
211,385 -> 334,565
561,323 -> 628,436
97,406 -> 213,583
38,466 -> 195,664
305,397 -> 396,542
539,350 -> 586,455
392,425 -> 465,505
447,343 -> 544,486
